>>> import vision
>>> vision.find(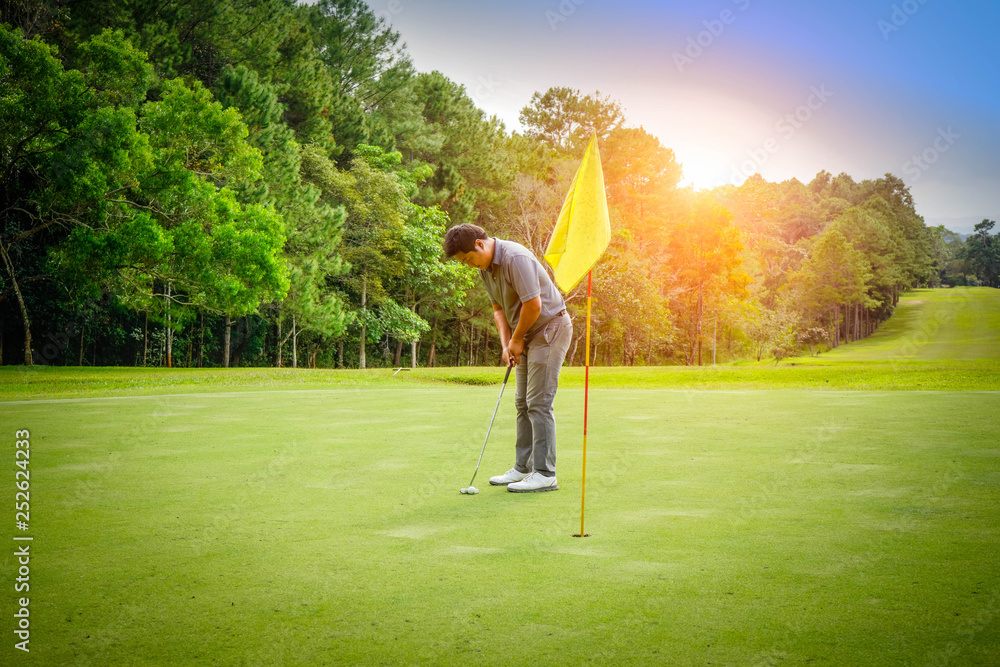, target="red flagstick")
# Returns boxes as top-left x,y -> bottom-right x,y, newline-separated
580,271 -> 592,537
